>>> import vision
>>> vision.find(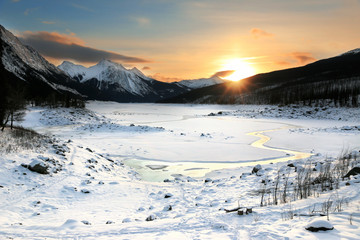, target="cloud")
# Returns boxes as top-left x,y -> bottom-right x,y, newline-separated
21,31 -> 85,45
41,21 -> 56,25
132,17 -> 151,26
289,52 -> 316,64
275,61 -> 291,66
211,70 -> 235,78
12,0 -> 21,2
142,66 -> 151,70
19,31 -> 149,64
24,8 -> 38,16
149,73 -> 181,83
250,28 -> 274,39
71,3 -> 94,12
